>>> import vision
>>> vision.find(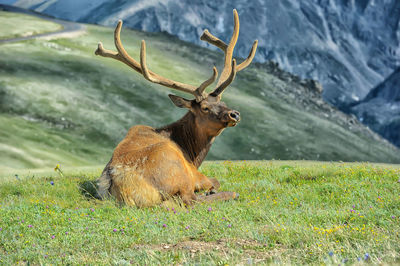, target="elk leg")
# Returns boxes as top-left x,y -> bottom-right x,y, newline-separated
196,191 -> 238,203
194,174 -> 220,192
204,179 -> 220,195
209,178 -> 220,190
181,191 -> 197,206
